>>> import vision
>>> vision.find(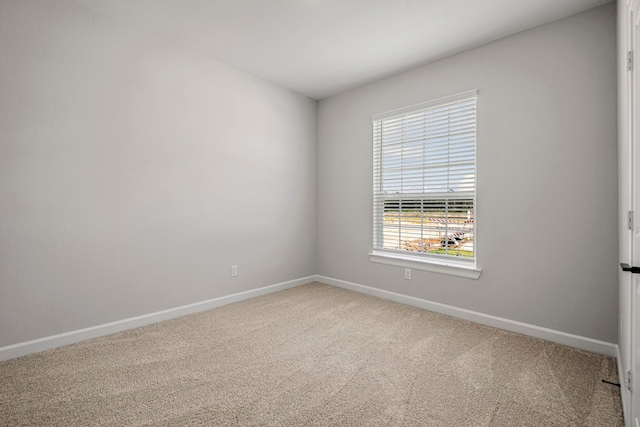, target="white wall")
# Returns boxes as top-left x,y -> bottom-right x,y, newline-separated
317,4 -> 618,343
0,0 -> 317,347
